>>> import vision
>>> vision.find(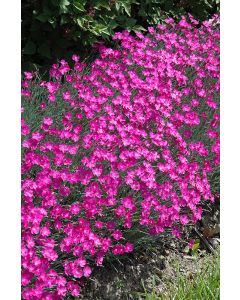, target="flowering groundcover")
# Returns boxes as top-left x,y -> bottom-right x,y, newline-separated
21,15 -> 219,299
